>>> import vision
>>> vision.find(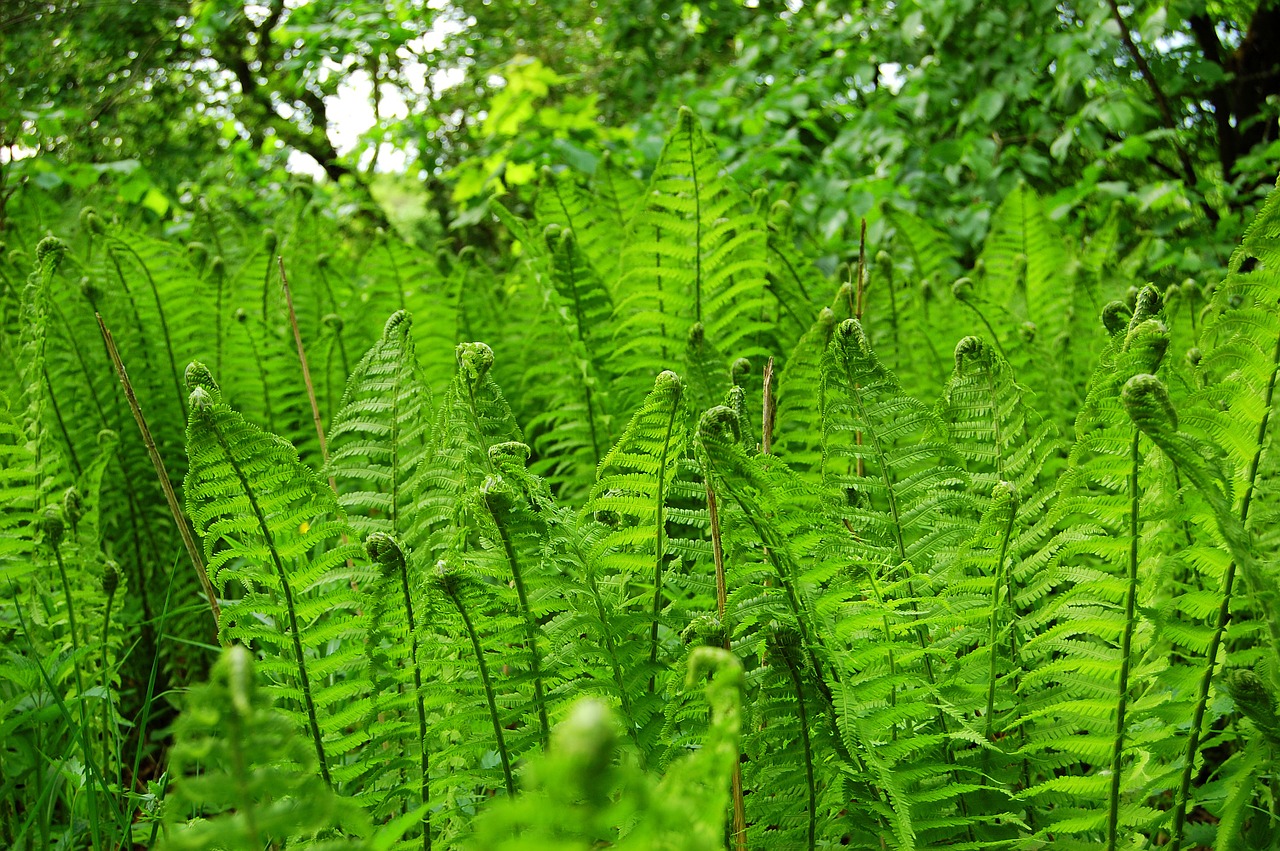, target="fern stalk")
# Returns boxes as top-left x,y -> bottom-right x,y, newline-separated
403,588 -> 431,849
99,564 -> 119,787
762,356 -> 775,454
280,257 -> 333,479
484,490 -> 551,748
368,534 -> 431,851
108,240 -> 186,418
983,488 -> 1018,739
1107,430 -> 1143,851
648,397 -> 680,693
48,528 -> 87,707
557,233 -> 606,466
704,477 -> 746,850
440,571 -> 516,796
98,316 -> 221,628
778,642 -> 816,851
